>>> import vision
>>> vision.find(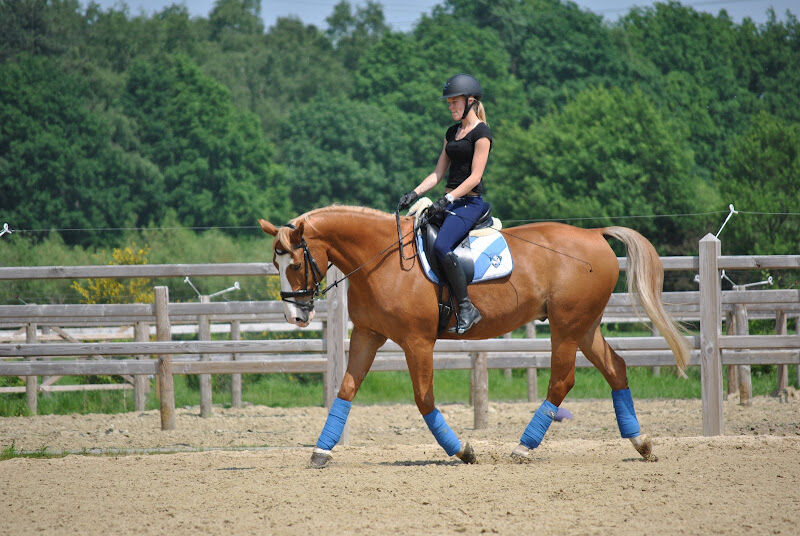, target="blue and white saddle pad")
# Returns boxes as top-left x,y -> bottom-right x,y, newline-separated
408,198 -> 514,286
